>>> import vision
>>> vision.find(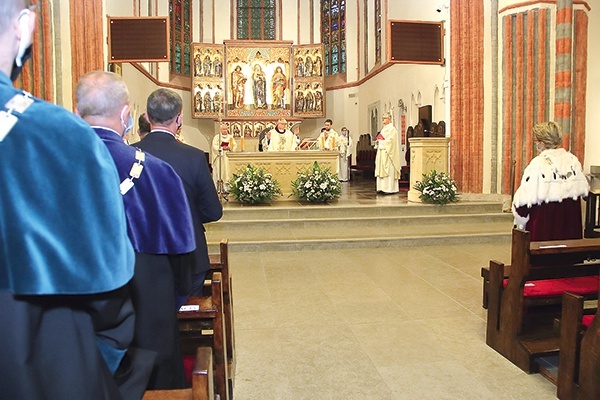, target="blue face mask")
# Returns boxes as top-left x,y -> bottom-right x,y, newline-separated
120,108 -> 133,137
536,142 -> 544,153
